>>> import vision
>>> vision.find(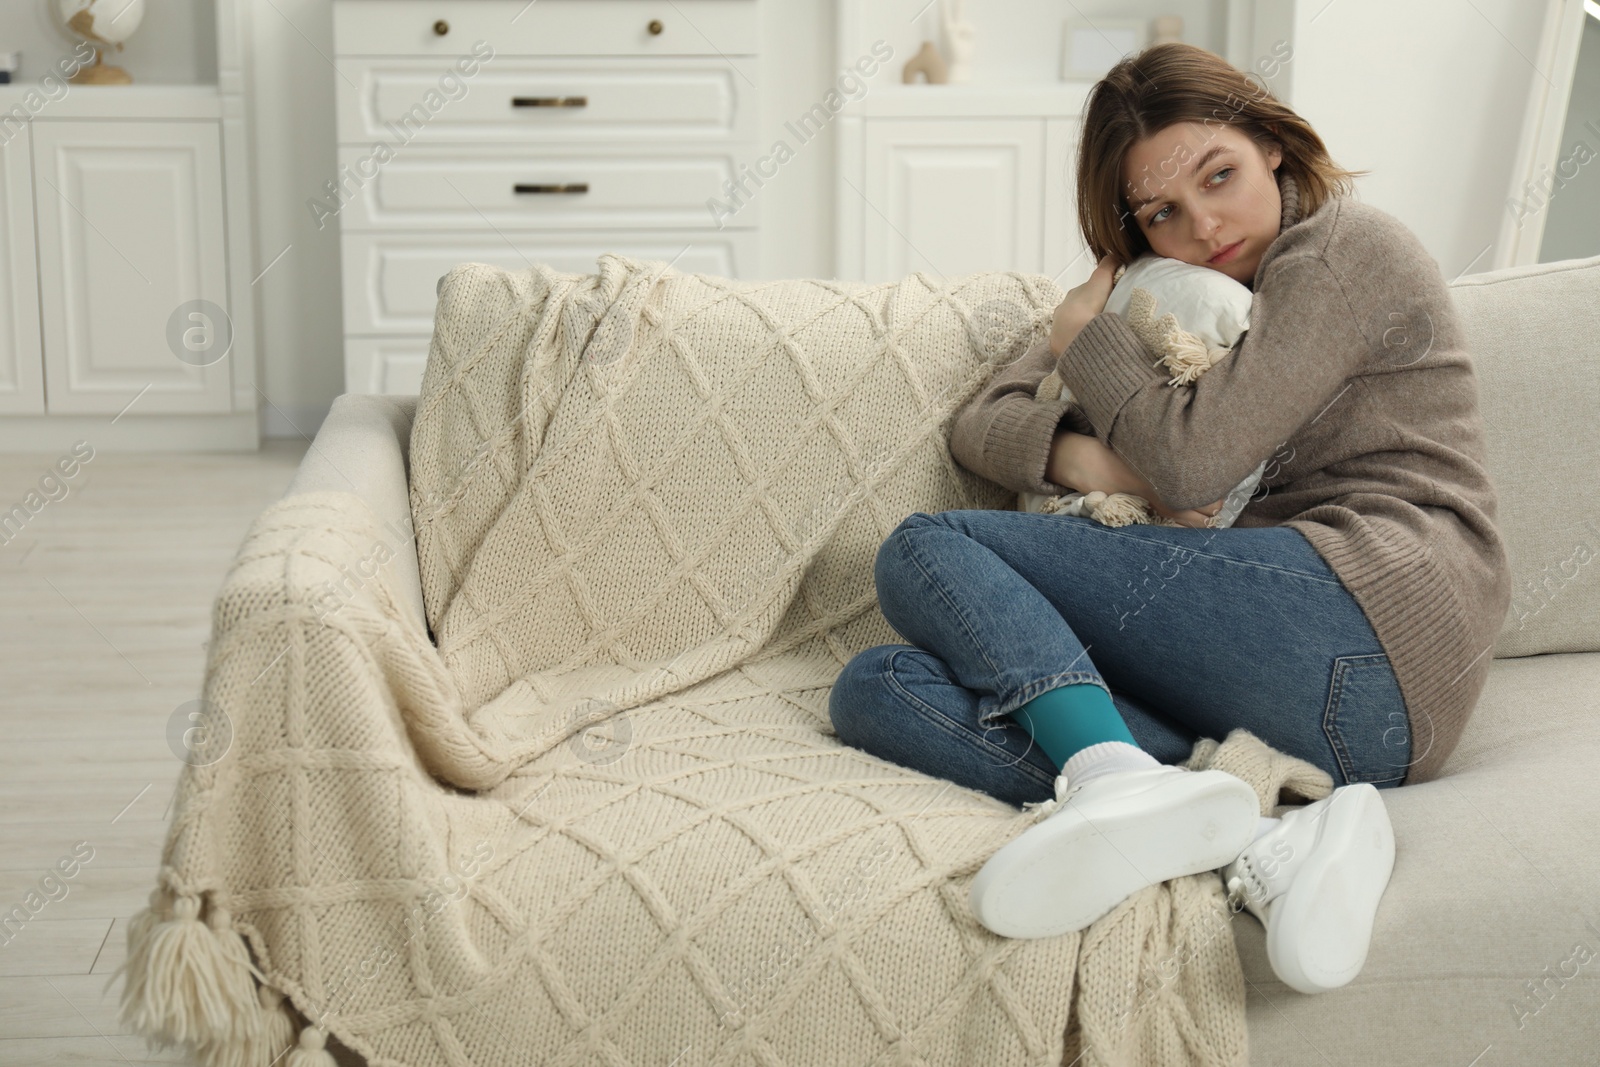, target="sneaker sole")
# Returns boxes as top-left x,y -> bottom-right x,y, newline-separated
1265,782 -> 1395,994
969,769 -> 1259,939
